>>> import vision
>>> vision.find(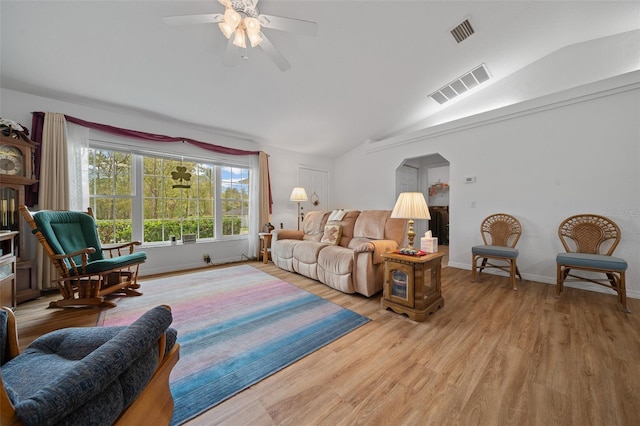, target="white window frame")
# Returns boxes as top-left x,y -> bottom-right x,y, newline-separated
84,131 -> 253,246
